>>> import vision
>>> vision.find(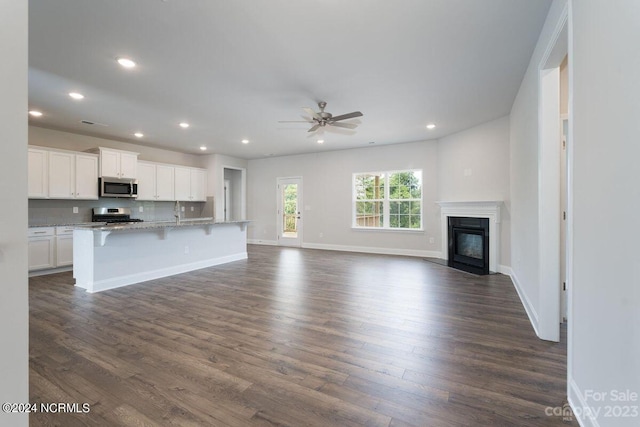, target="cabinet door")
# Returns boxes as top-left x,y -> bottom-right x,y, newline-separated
190,169 -> 207,201
28,148 -> 48,198
155,164 -> 175,201
28,237 -> 55,271
56,235 -> 73,267
119,152 -> 138,179
174,167 -> 191,201
100,149 -> 120,178
48,151 -> 75,199
137,162 -> 157,200
75,154 -> 99,199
